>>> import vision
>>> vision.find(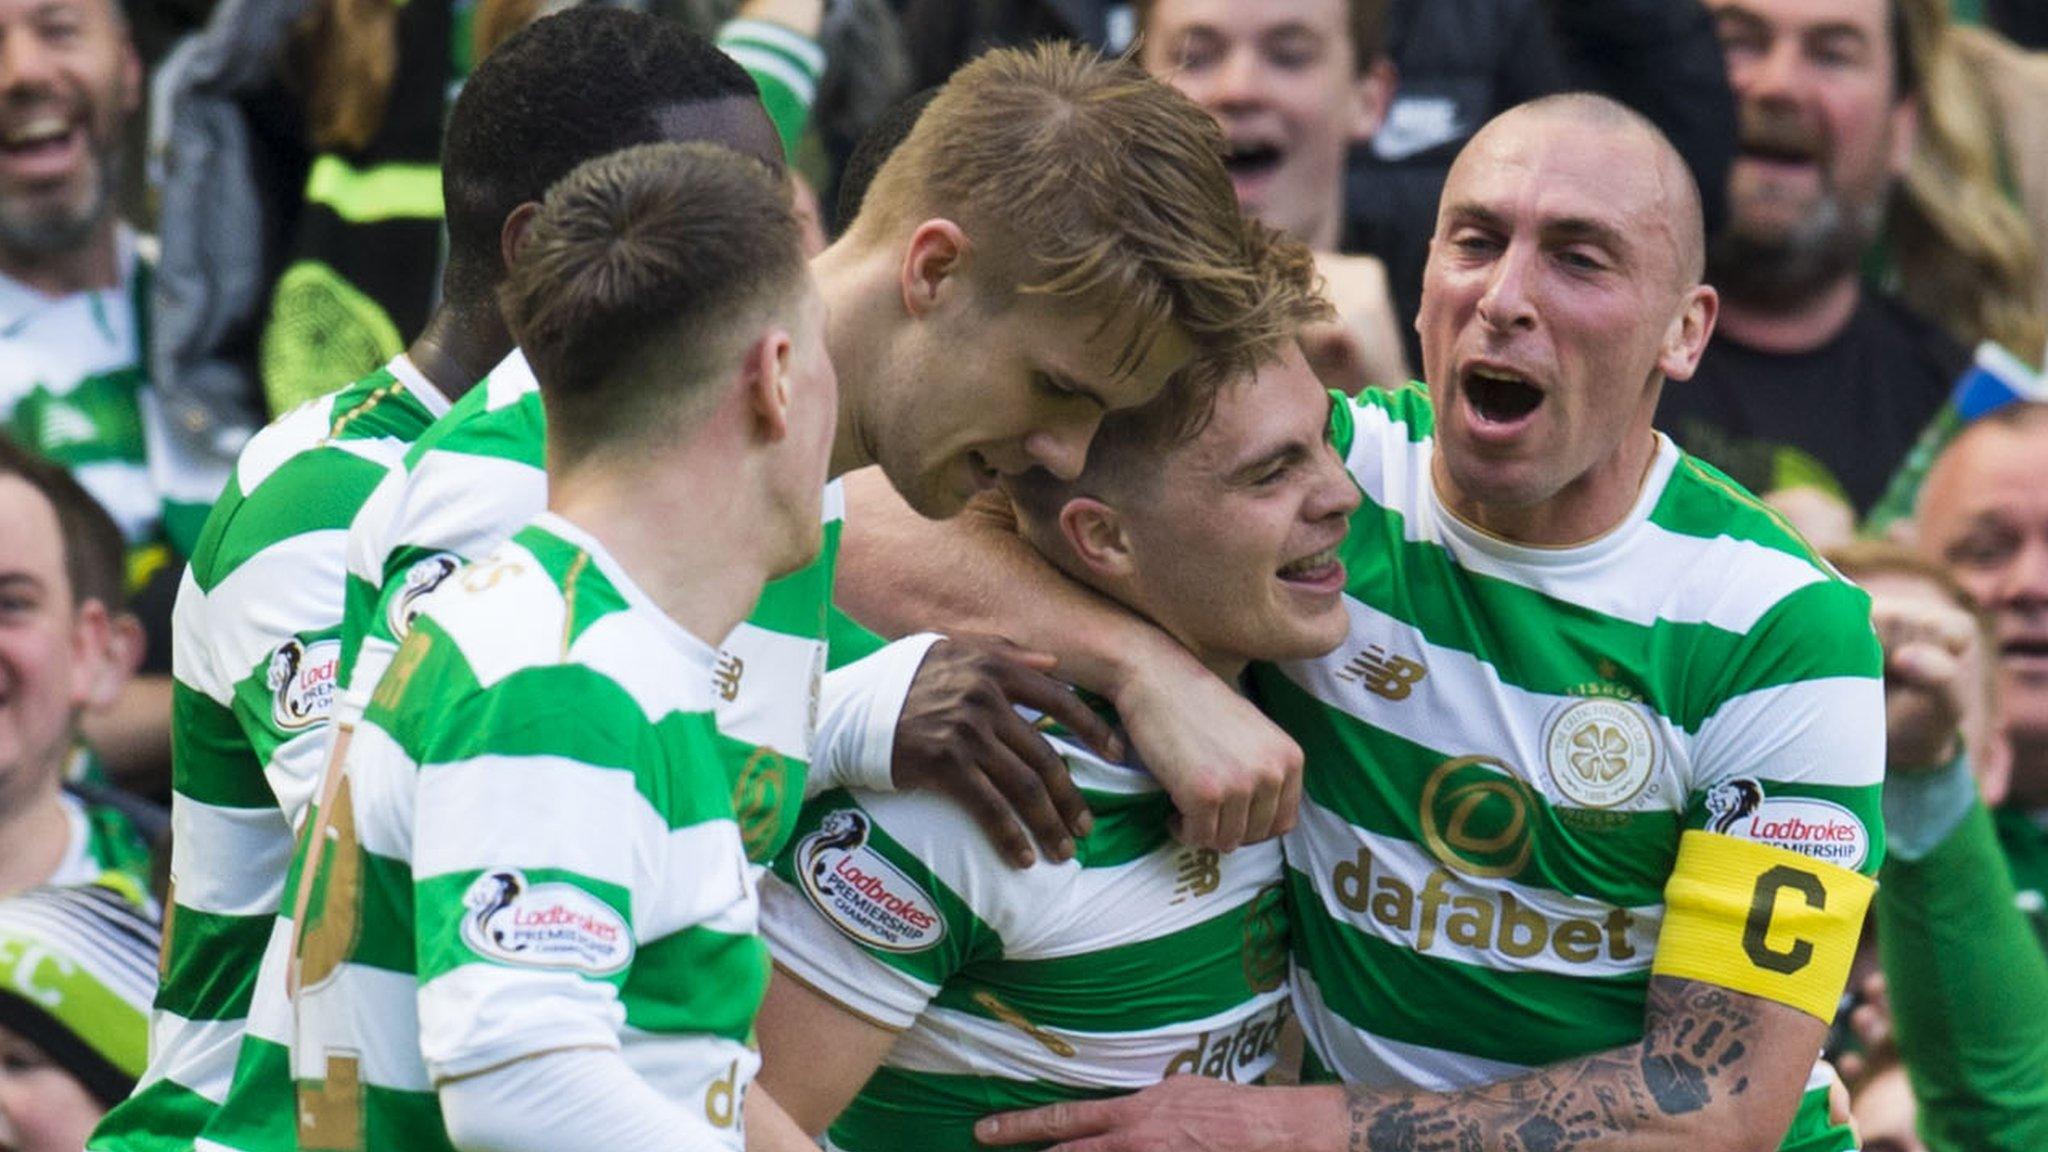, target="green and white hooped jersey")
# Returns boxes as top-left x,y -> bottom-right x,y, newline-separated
287,516 -> 770,1152
0,230 -> 225,558
89,358 -> 448,1152
336,349 -> 841,862
1255,387 -> 1884,1151
763,729 -> 1291,1152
